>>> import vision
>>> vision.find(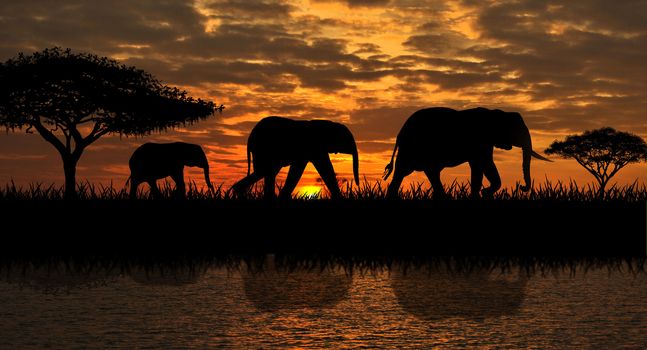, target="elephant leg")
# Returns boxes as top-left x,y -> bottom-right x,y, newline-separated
232,172 -> 263,197
386,159 -> 413,199
424,167 -> 445,199
147,180 -> 162,199
279,160 -> 307,200
129,177 -> 141,200
263,168 -> 281,199
312,155 -> 341,199
468,161 -> 484,199
170,170 -> 186,199
482,161 -> 501,198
